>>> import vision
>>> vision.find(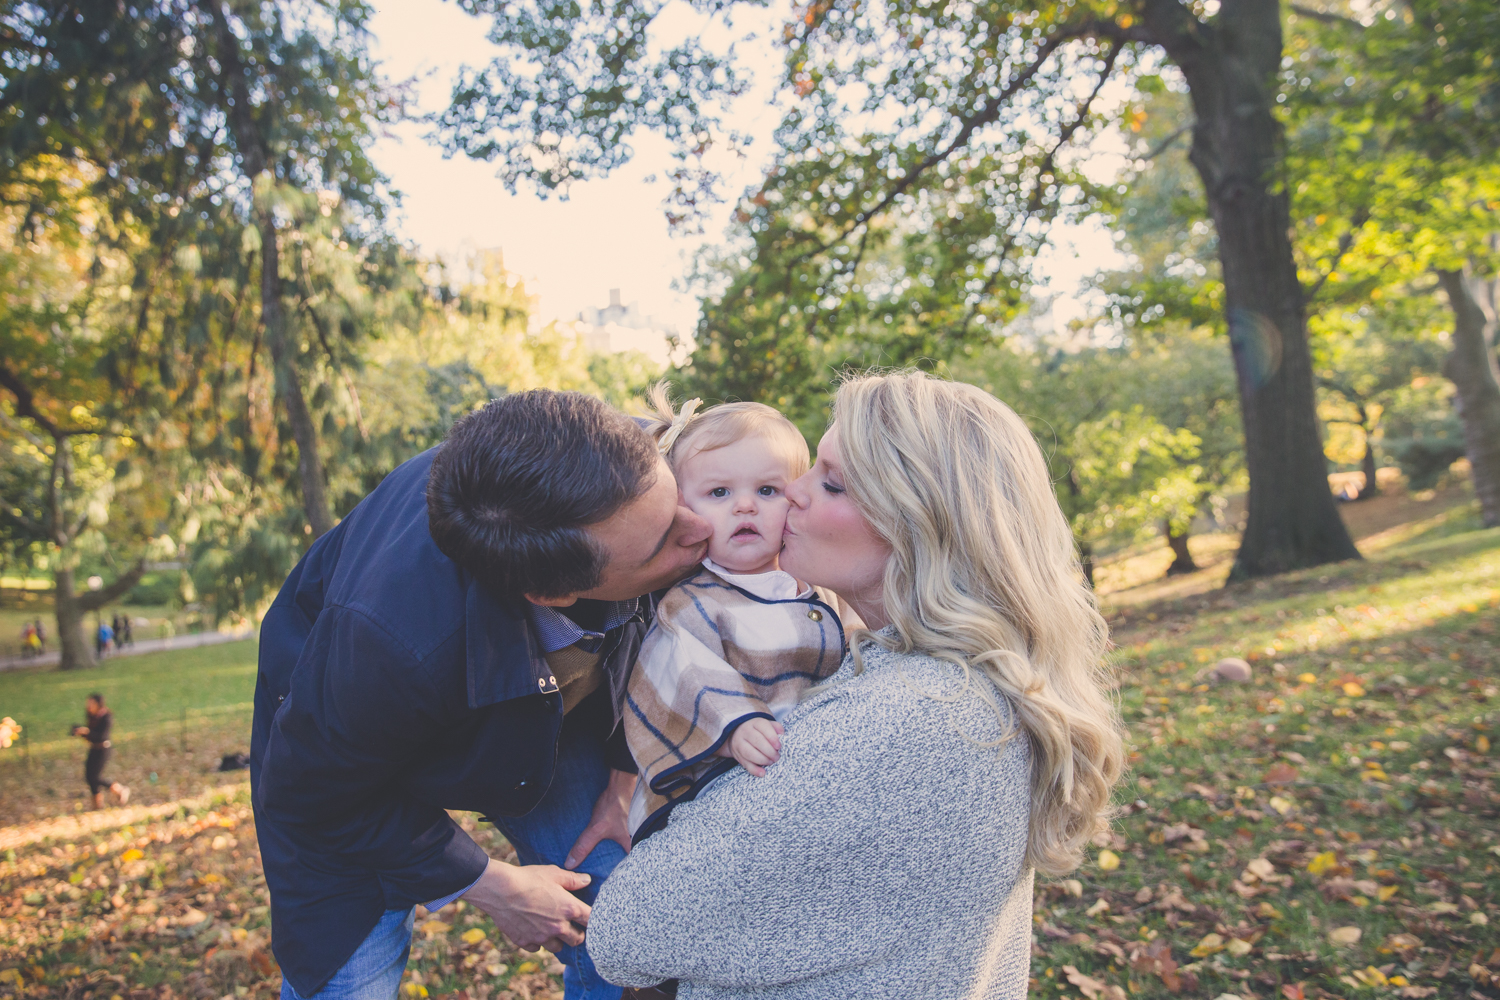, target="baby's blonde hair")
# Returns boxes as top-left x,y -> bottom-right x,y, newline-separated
832,370 -> 1124,877
645,382 -> 810,480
